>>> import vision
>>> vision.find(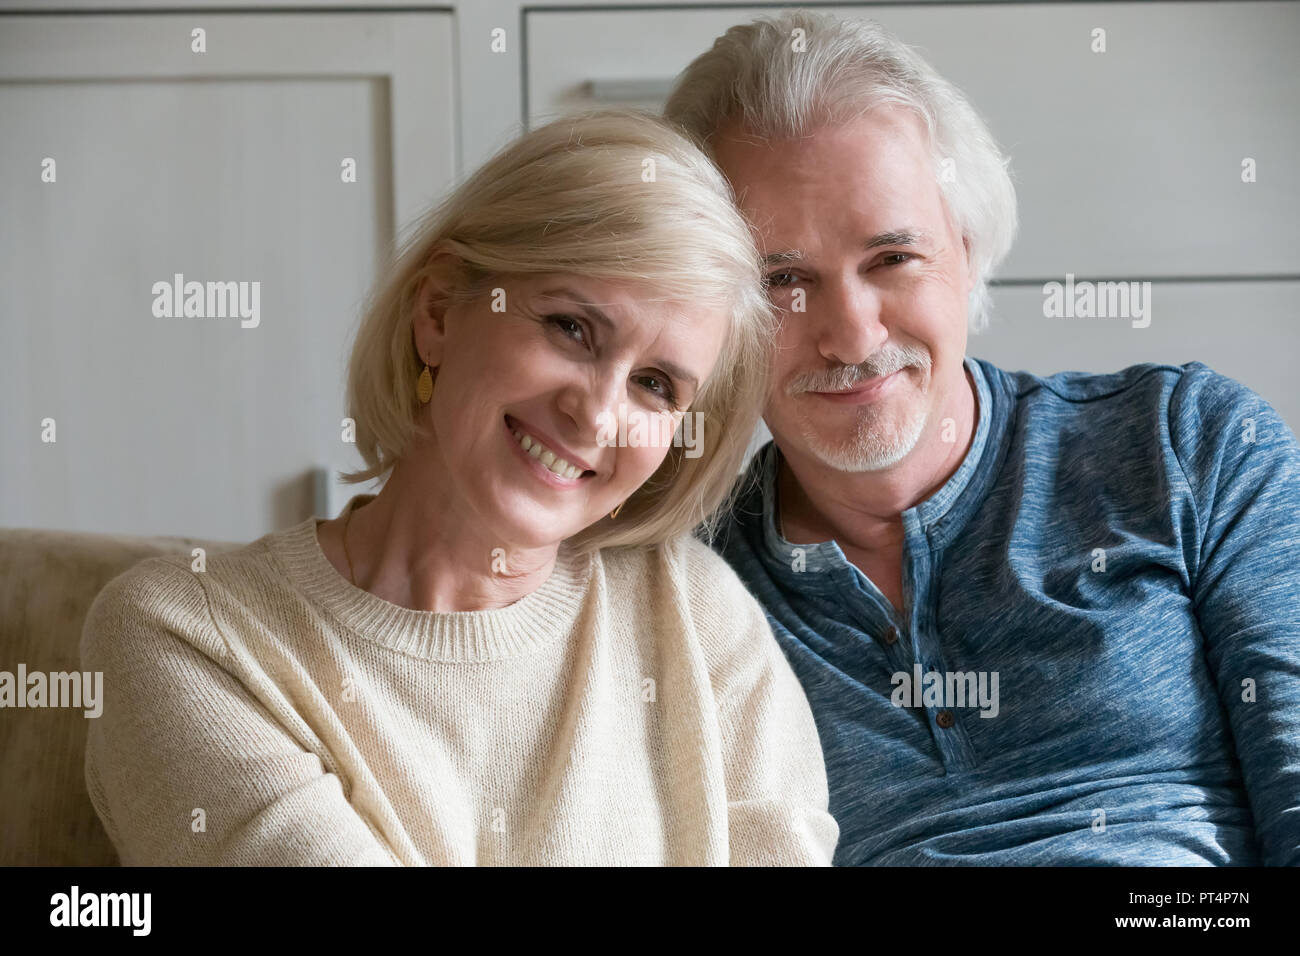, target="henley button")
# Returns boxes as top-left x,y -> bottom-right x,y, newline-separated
884,626 -> 899,645
936,710 -> 955,729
